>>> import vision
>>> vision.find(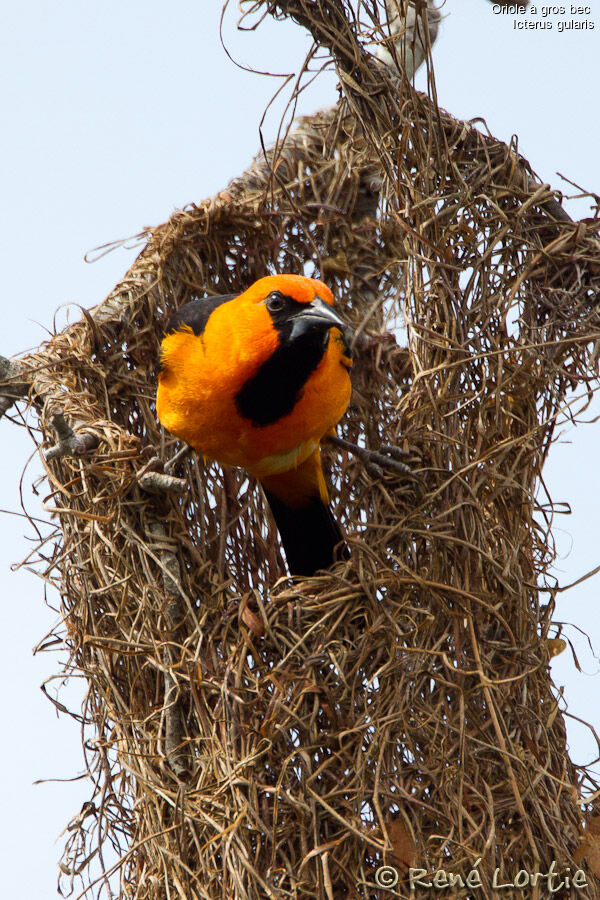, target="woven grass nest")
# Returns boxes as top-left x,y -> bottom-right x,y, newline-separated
4,2 -> 600,898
